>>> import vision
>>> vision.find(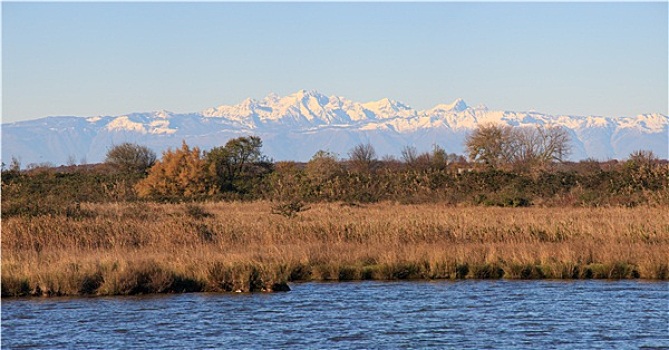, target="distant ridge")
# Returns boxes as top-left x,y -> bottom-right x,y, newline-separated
2,90 -> 667,166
